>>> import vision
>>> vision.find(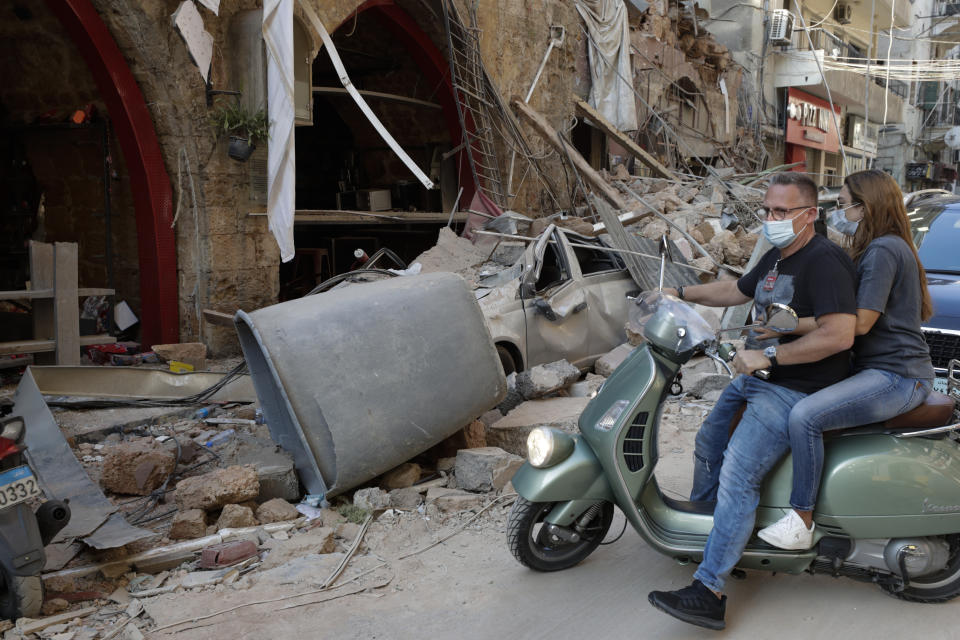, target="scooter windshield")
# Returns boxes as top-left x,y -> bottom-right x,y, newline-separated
628,291 -> 715,357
